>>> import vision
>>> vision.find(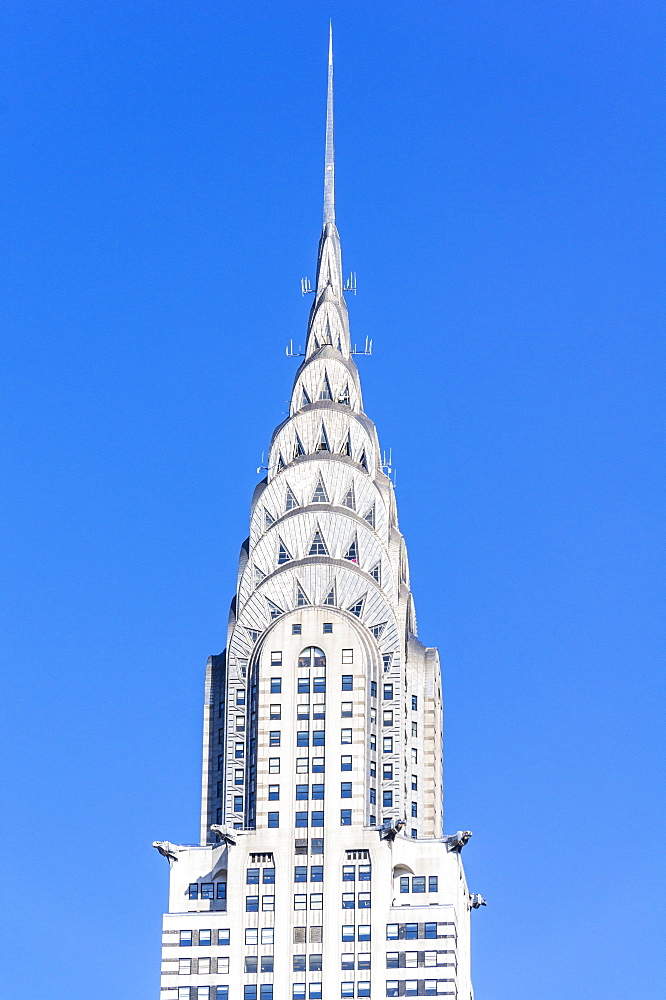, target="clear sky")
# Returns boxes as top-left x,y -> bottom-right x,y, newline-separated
1,2 -> 664,998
